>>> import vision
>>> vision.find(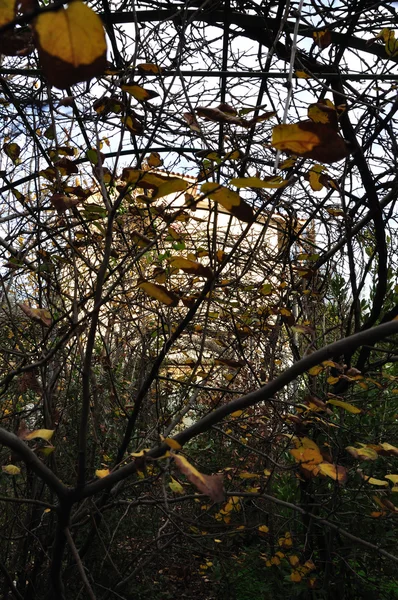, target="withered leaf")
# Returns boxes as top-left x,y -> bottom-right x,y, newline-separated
18,303 -> 52,327
173,454 -> 224,503
50,193 -> 83,214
